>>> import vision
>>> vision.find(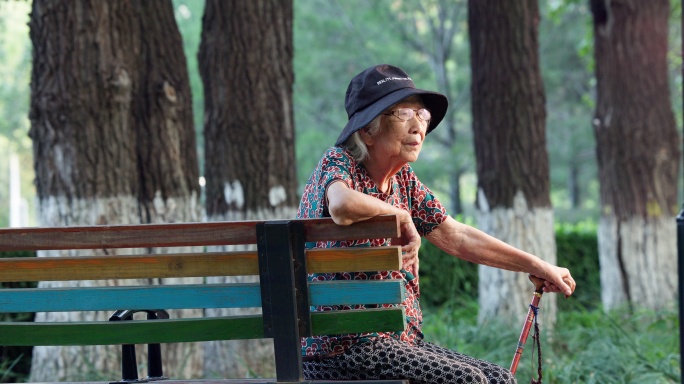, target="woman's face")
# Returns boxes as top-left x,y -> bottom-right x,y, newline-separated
364,98 -> 428,166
